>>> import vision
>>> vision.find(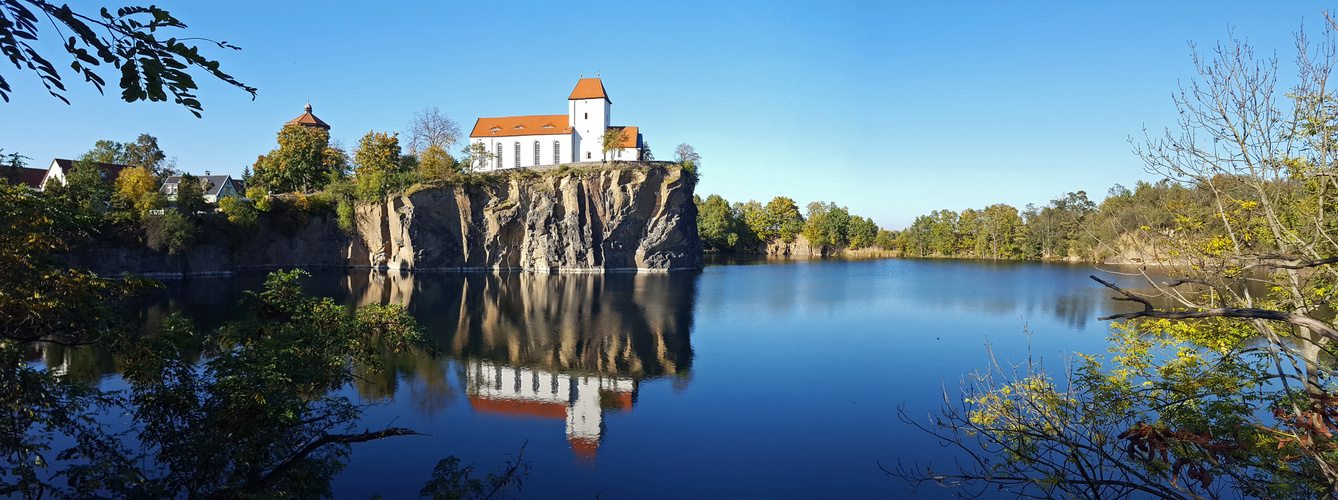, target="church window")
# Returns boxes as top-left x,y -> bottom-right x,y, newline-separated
586,151 -> 591,159
584,112 -> 588,119
495,143 -> 503,169
514,142 -> 521,168
554,141 -> 561,164
534,141 -> 540,165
